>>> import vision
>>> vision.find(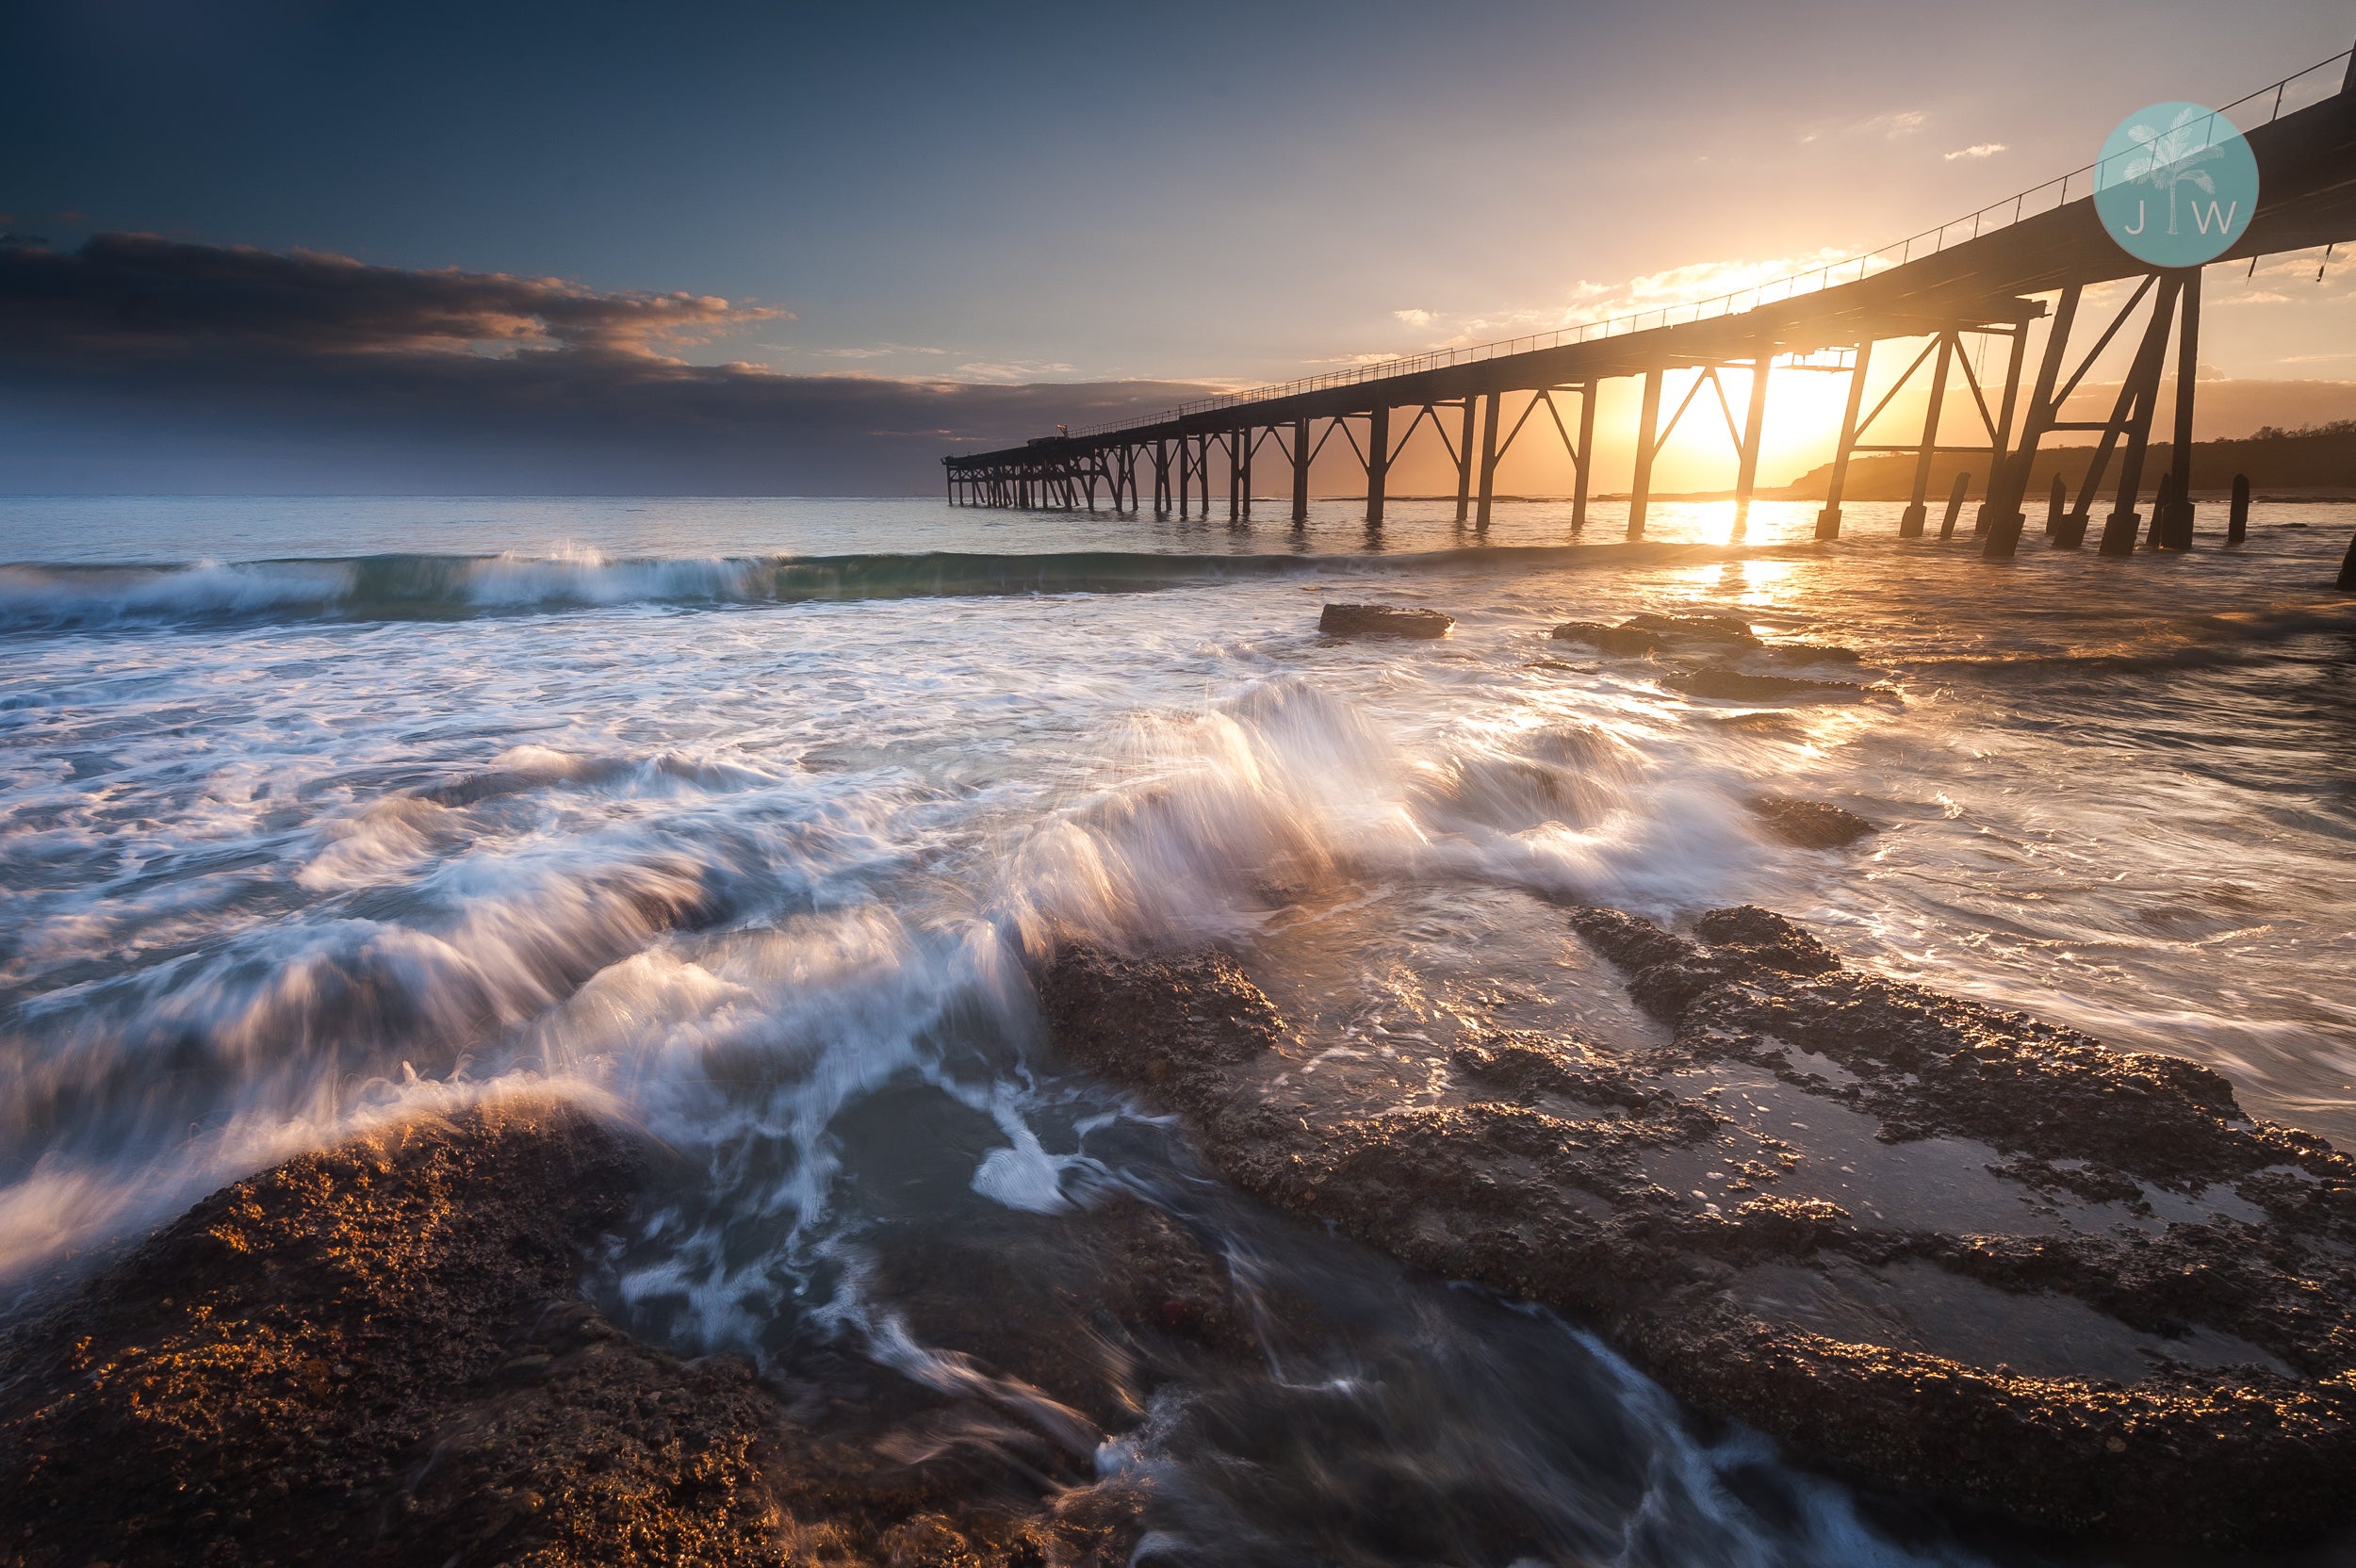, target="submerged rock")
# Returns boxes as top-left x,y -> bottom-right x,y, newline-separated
1038,913 -> 2356,1547
1549,620 -> 1666,656
1753,642 -> 1864,666
1622,612 -> 1761,648
1664,666 -> 1877,702
1748,795 -> 1878,848
0,1099 -> 1150,1567
1319,602 -> 1453,638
